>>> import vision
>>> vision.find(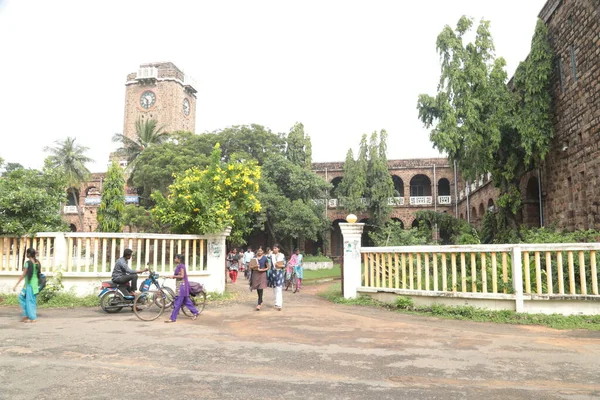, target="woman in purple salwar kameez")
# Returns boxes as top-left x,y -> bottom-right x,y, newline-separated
165,254 -> 199,323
